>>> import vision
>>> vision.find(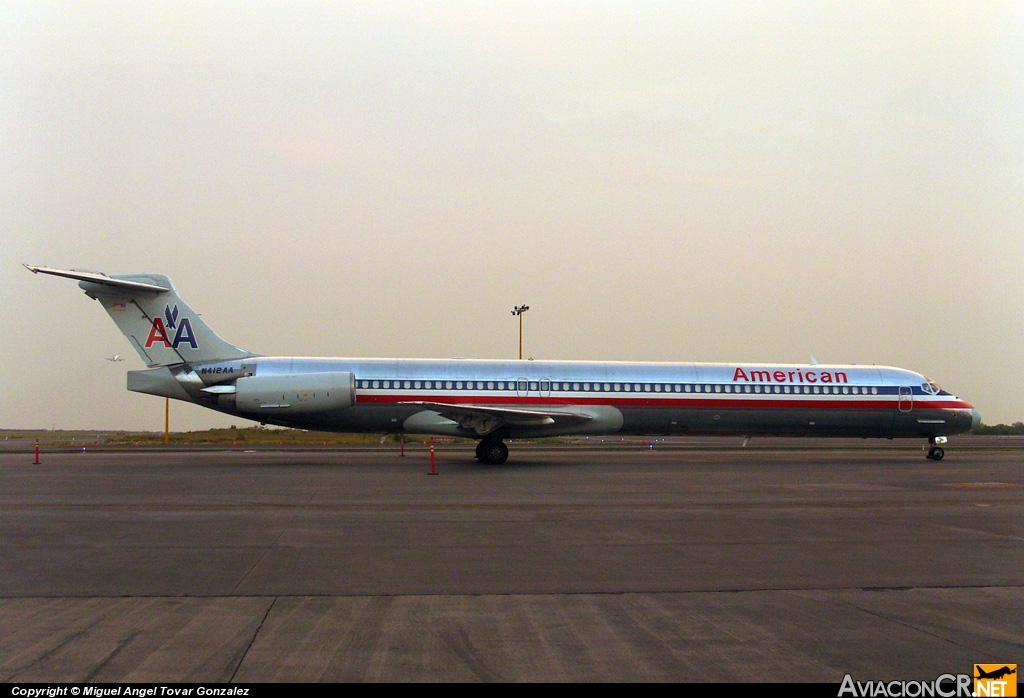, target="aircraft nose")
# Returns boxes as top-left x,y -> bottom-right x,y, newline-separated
971,408 -> 982,430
